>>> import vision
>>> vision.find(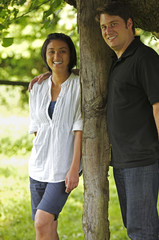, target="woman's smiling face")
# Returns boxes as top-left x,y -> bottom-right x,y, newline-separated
46,39 -> 70,73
